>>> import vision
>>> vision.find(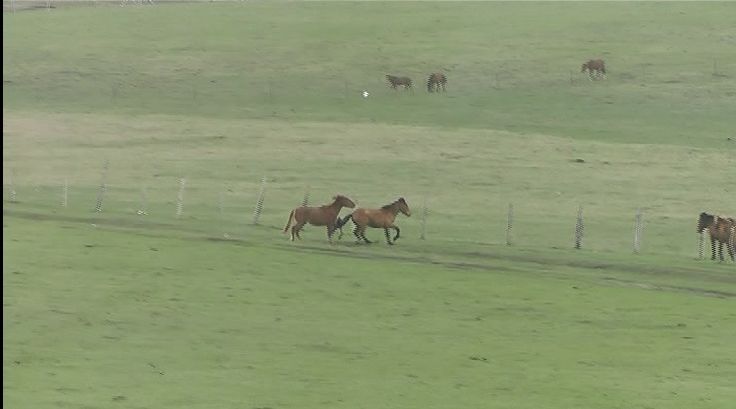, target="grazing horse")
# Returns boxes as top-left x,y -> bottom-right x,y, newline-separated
337,198 -> 411,245
427,72 -> 447,93
697,212 -> 735,262
581,59 -> 606,80
386,75 -> 413,91
283,195 -> 356,243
